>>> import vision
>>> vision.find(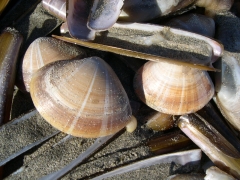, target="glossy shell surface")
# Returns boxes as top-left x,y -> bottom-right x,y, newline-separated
134,61 -> 214,115
20,37 -> 85,92
30,57 -> 132,138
